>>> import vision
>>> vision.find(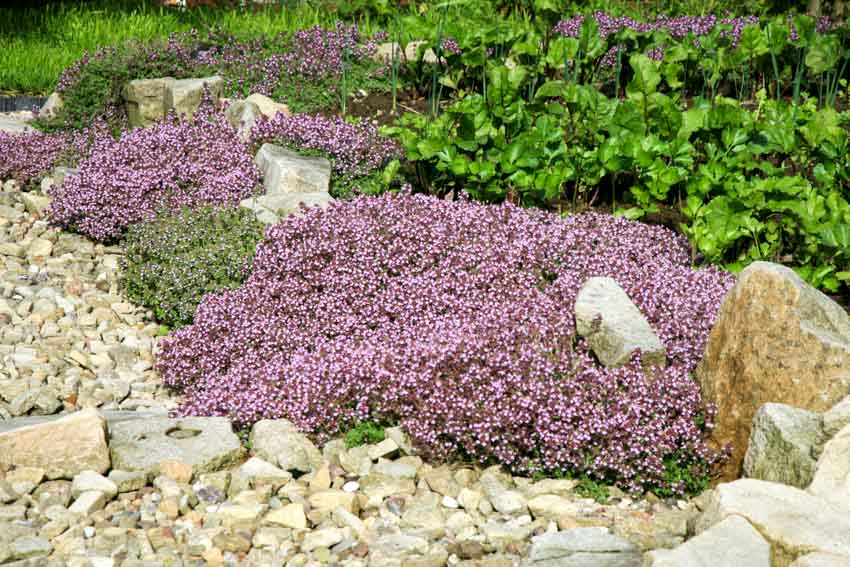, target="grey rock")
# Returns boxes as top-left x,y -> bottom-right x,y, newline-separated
39,93 -> 64,120
809,421 -> 850,511
124,77 -> 174,128
225,99 -> 261,141
643,515 -> 770,567
791,553 -> 850,567
696,479 -> 850,562
823,395 -> 850,441
109,416 -> 244,478
249,419 -> 321,474
71,470 -> 118,500
529,528 -> 636,561
254,143 -> 331,195
743,402 -> 821,487
0,117 -> 35,135
239,192 -> 333,226
245,93 -> 290,119
165,75 -> 223,120
574,277 -> 665,368
10,537 -> 51,561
